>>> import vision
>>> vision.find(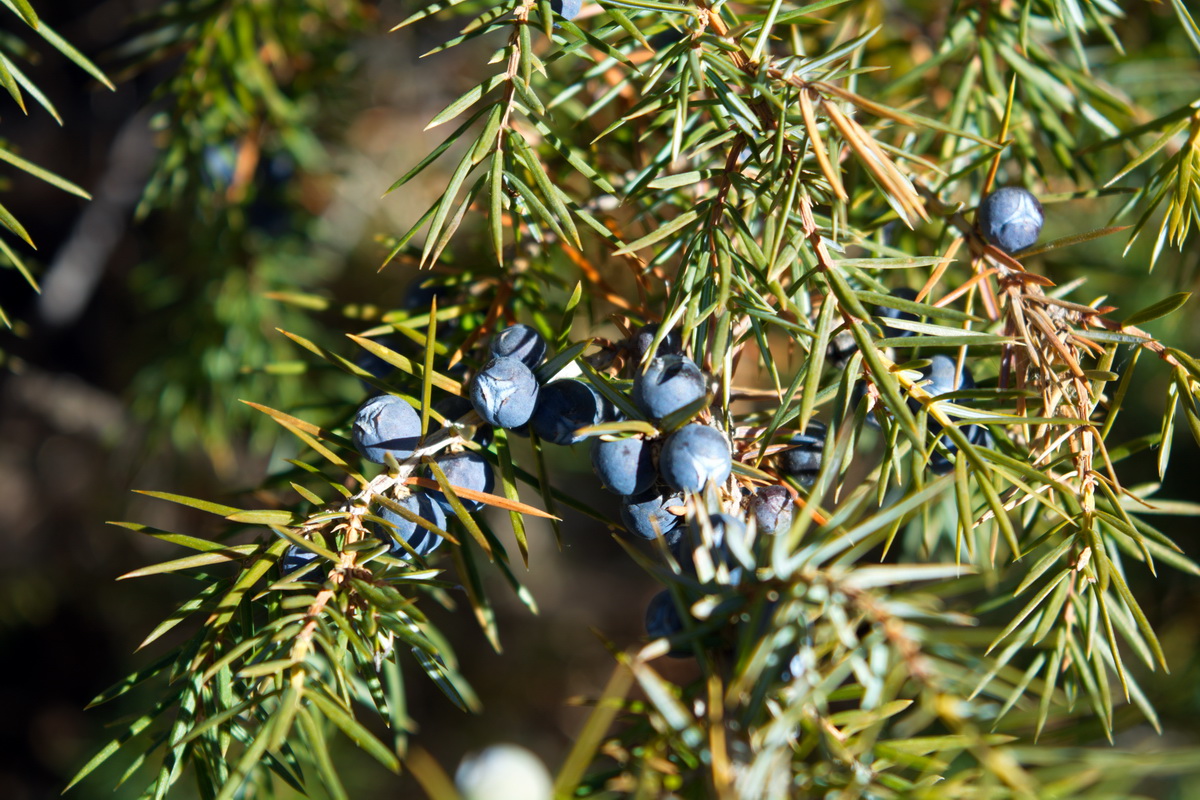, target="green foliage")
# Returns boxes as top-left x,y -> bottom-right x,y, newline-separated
62,0 -> 1200,798
116,0 -> 374,469
0,1 -> 110,332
